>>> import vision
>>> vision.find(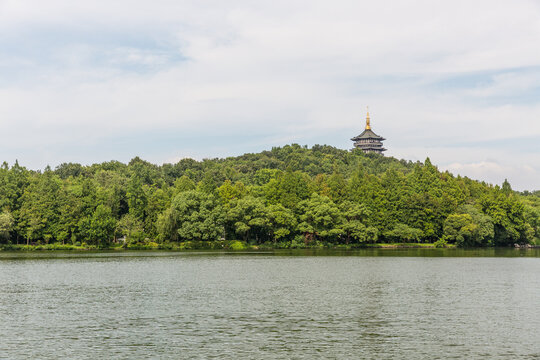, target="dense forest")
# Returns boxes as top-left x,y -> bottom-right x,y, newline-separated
0,144 -> 538,249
